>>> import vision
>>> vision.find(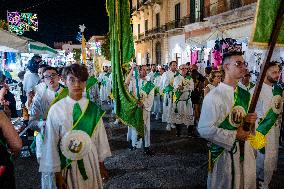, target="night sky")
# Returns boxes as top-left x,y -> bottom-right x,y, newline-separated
0,0 -> 109,47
